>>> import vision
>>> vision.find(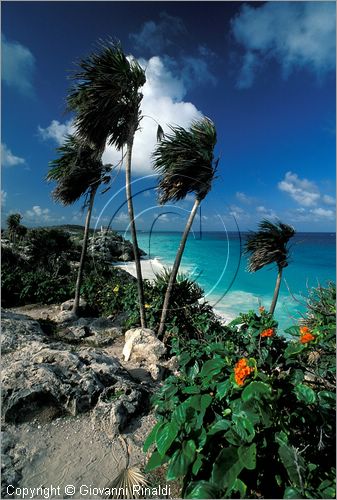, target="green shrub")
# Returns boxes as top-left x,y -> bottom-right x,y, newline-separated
144,285 -> 336,499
